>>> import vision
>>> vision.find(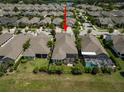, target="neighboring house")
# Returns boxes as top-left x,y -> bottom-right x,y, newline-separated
52,33 -> 78,64
23,33 -> 50,58
41,11 -> 48,17
110,10 -> 124,17
16,17 -> 30,25
0,17 -> 18,26
0,34 -> 32,63
40,17 -> 51,25
52,17 -> 63,26
111,17 -> 124,27
81,35 -> 114,68
112,35 -> 124,58
86,5 -> 103,11
0,33 -> 13,47
87,11 -> 102,17
96,17 -> 114,28
101,11 -> 111,17
29,17 -> 41,25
